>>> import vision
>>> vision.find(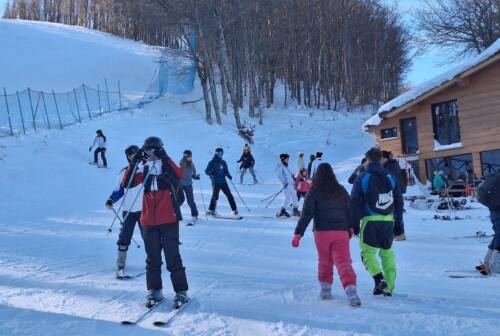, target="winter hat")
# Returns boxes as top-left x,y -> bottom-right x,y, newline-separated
96,129 -> 103,135
280,153 -> 290,161
183,149 -> 192,157
243,144 -> 251,151
215,148 -> 224,157
125,145 -> 139,156
316,152 -> 323,158
298,152 -> 304,157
